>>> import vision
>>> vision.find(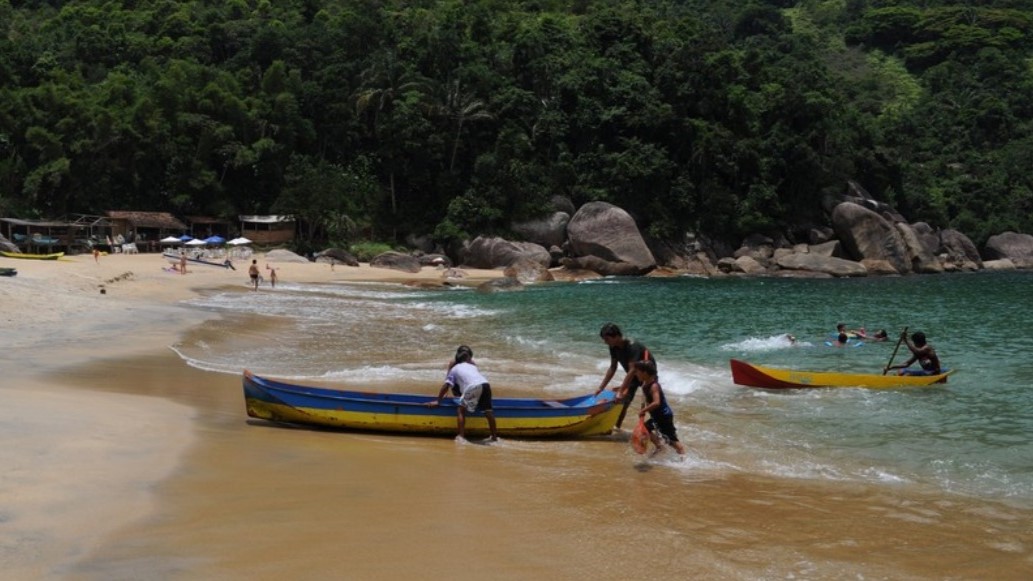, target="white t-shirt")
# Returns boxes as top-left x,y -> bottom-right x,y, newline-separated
445,362 -> 488,395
